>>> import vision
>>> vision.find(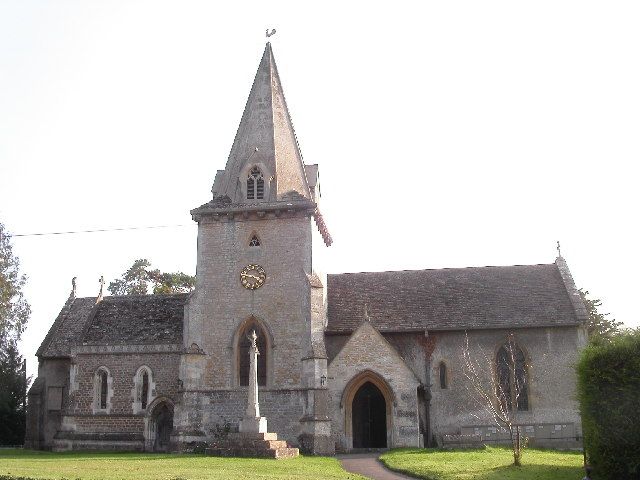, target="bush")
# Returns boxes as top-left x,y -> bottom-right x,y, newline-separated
577,331 -> 640,479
